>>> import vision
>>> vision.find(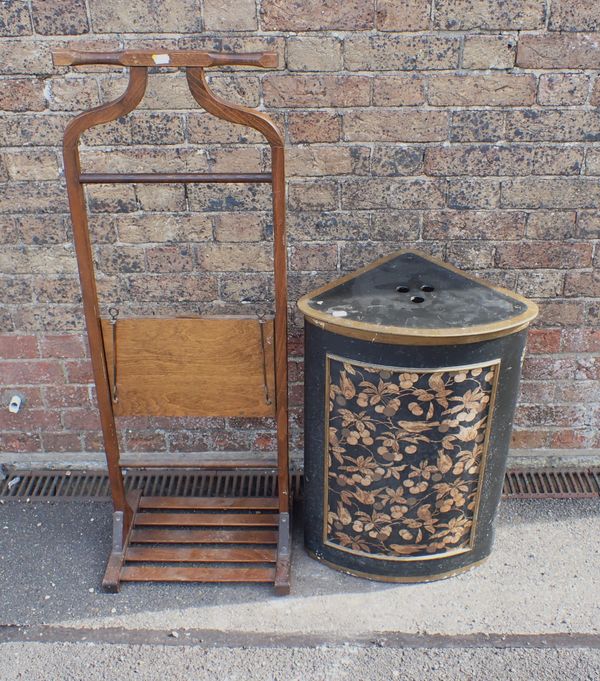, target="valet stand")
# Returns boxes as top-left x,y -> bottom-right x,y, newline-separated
53,49 -> 291,594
